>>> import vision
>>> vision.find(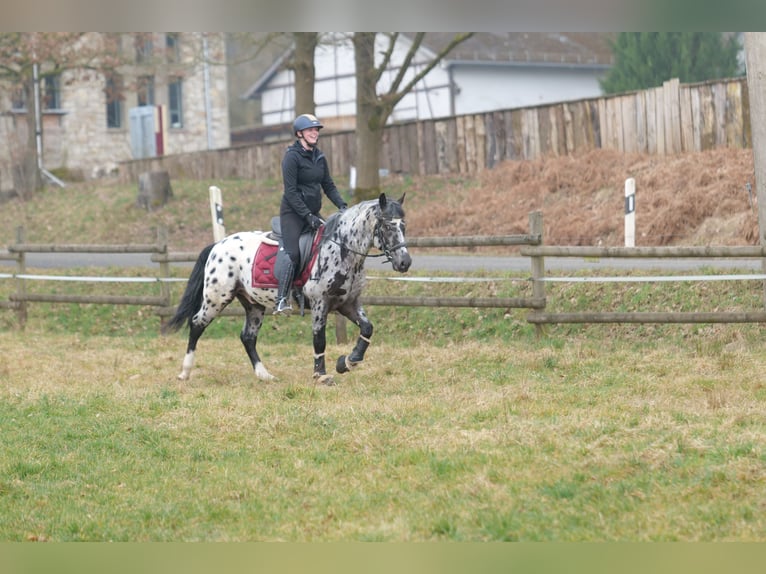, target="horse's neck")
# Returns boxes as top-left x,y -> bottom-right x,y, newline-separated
338,205 -> 377,254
